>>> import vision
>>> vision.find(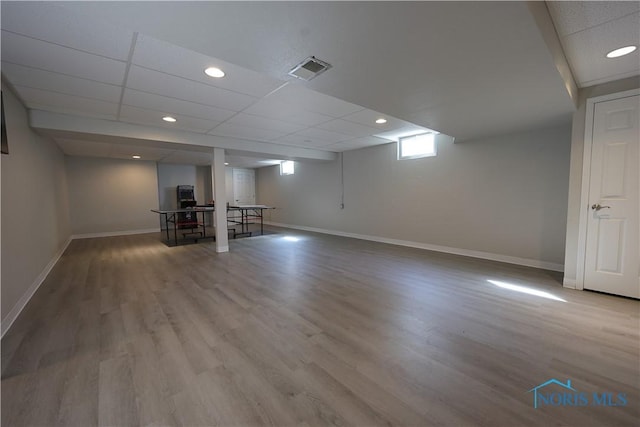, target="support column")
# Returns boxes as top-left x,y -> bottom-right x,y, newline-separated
212,148 -> 229,253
